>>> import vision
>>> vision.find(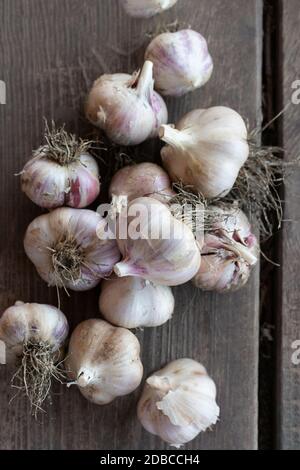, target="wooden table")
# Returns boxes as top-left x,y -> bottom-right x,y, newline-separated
0,0 -> 299,450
